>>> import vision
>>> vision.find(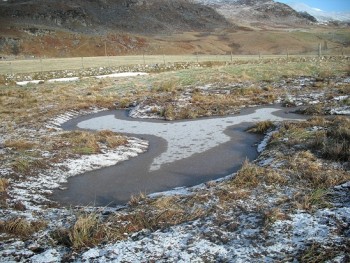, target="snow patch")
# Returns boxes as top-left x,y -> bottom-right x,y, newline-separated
16,80 -> 44,86
95,72 -> 148,79
47,77 -> 79,83
330,106 -> 350,115
30,249 -> 61,263
257,129 -> 277,153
